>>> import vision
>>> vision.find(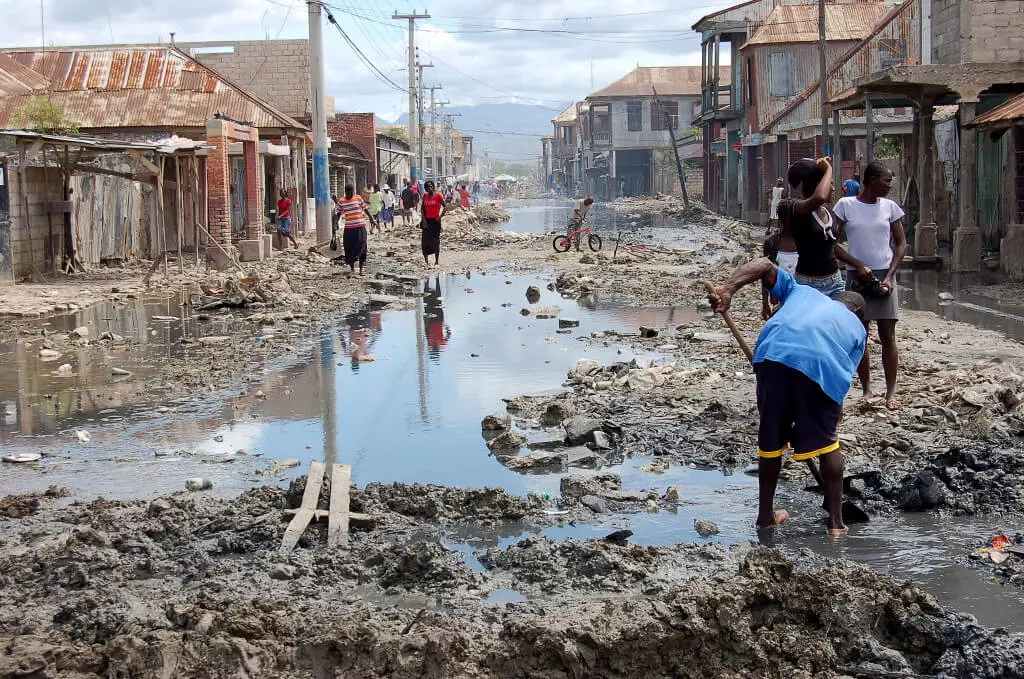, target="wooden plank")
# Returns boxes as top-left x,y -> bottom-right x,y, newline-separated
327,463 -> 351,548
279,460 -> 325,554
282,509 -> 377,529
